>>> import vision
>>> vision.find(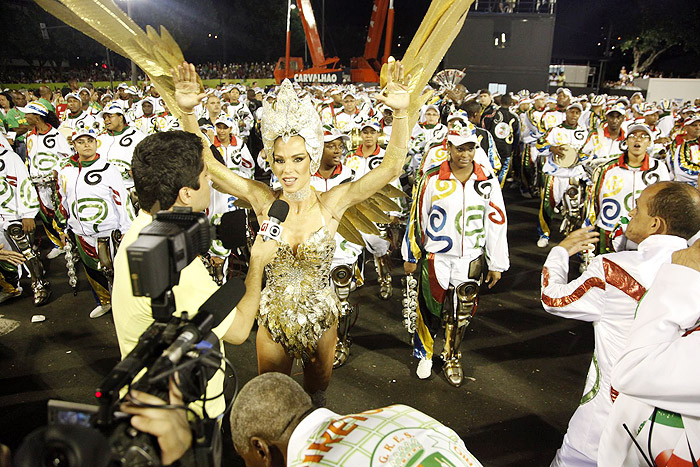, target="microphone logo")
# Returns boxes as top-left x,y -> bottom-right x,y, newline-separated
259,220 -> 283,241
259,199 -> 289,242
